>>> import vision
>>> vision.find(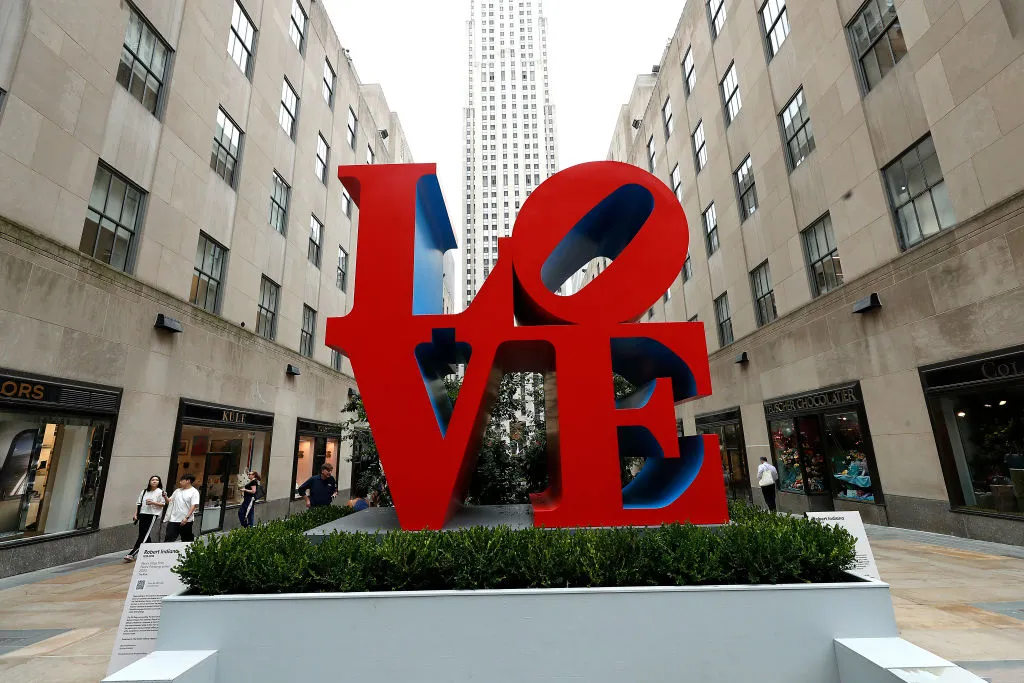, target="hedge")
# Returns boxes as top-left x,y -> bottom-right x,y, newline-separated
173,502 -> 857,595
